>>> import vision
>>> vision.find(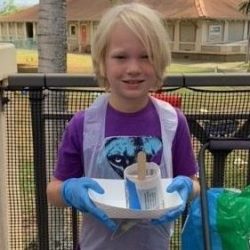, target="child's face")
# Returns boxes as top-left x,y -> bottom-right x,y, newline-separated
104,23 -> 157,109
